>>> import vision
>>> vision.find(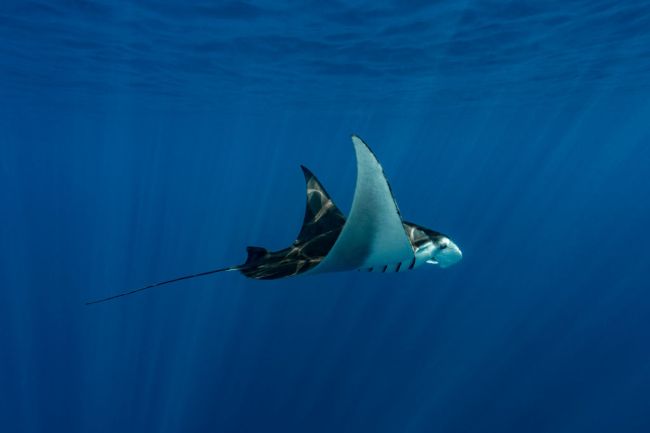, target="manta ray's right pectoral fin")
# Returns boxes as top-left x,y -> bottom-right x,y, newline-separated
245,246 -> 268,264
238,165 -> 347,280
295,165 -> 347,246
